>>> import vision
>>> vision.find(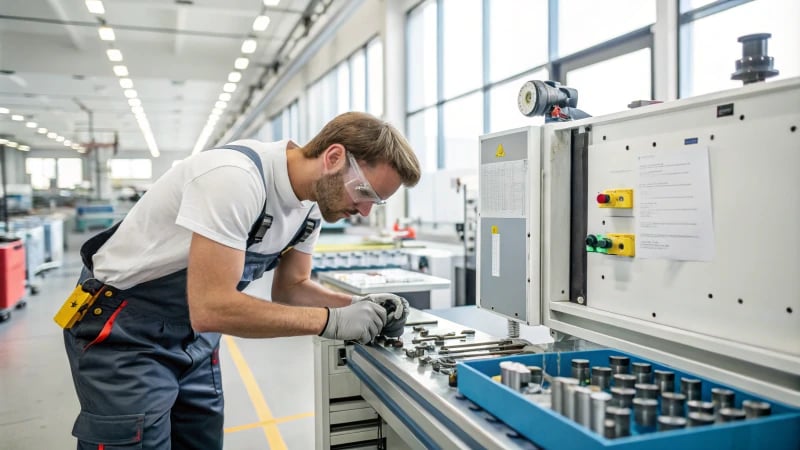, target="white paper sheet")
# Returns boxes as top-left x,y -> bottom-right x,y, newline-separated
635,147 -> 715,261
480,160 -> 527,218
